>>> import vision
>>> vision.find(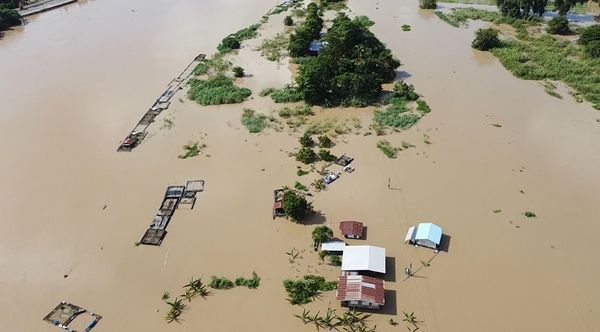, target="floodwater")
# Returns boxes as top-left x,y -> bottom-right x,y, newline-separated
1,0 -> 600,331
